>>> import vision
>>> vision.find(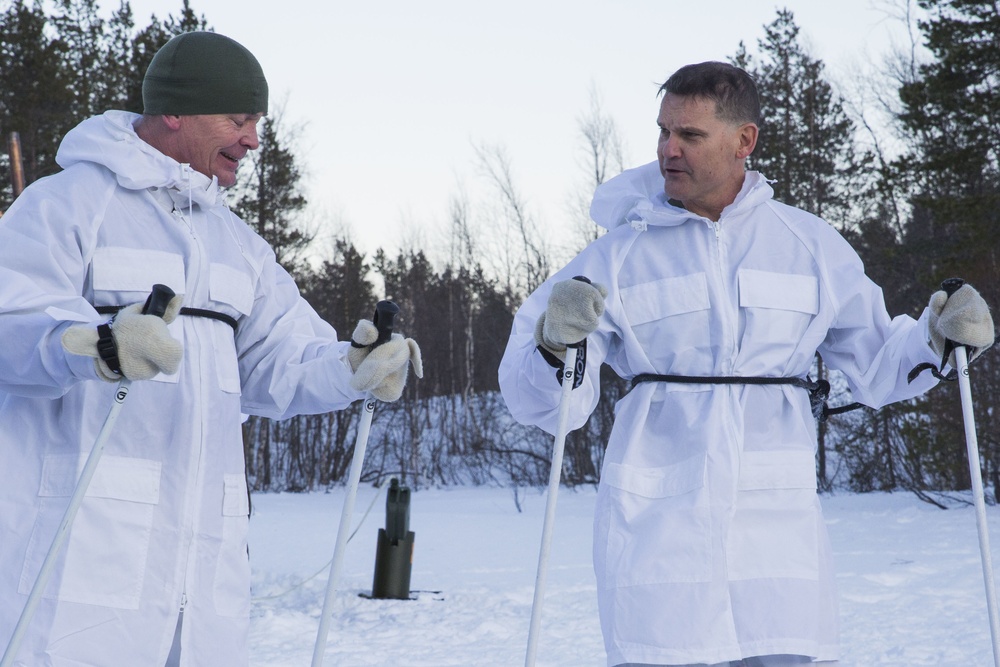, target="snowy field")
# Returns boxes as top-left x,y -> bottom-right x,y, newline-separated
247,486 -> 1000,666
